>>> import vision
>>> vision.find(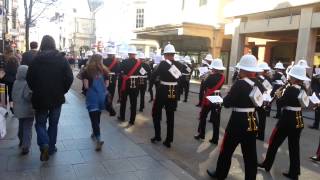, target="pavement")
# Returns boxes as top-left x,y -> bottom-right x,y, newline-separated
0,70 -> 319,180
